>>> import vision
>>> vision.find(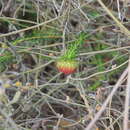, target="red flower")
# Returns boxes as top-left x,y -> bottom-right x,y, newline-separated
56,60 -> 78,74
